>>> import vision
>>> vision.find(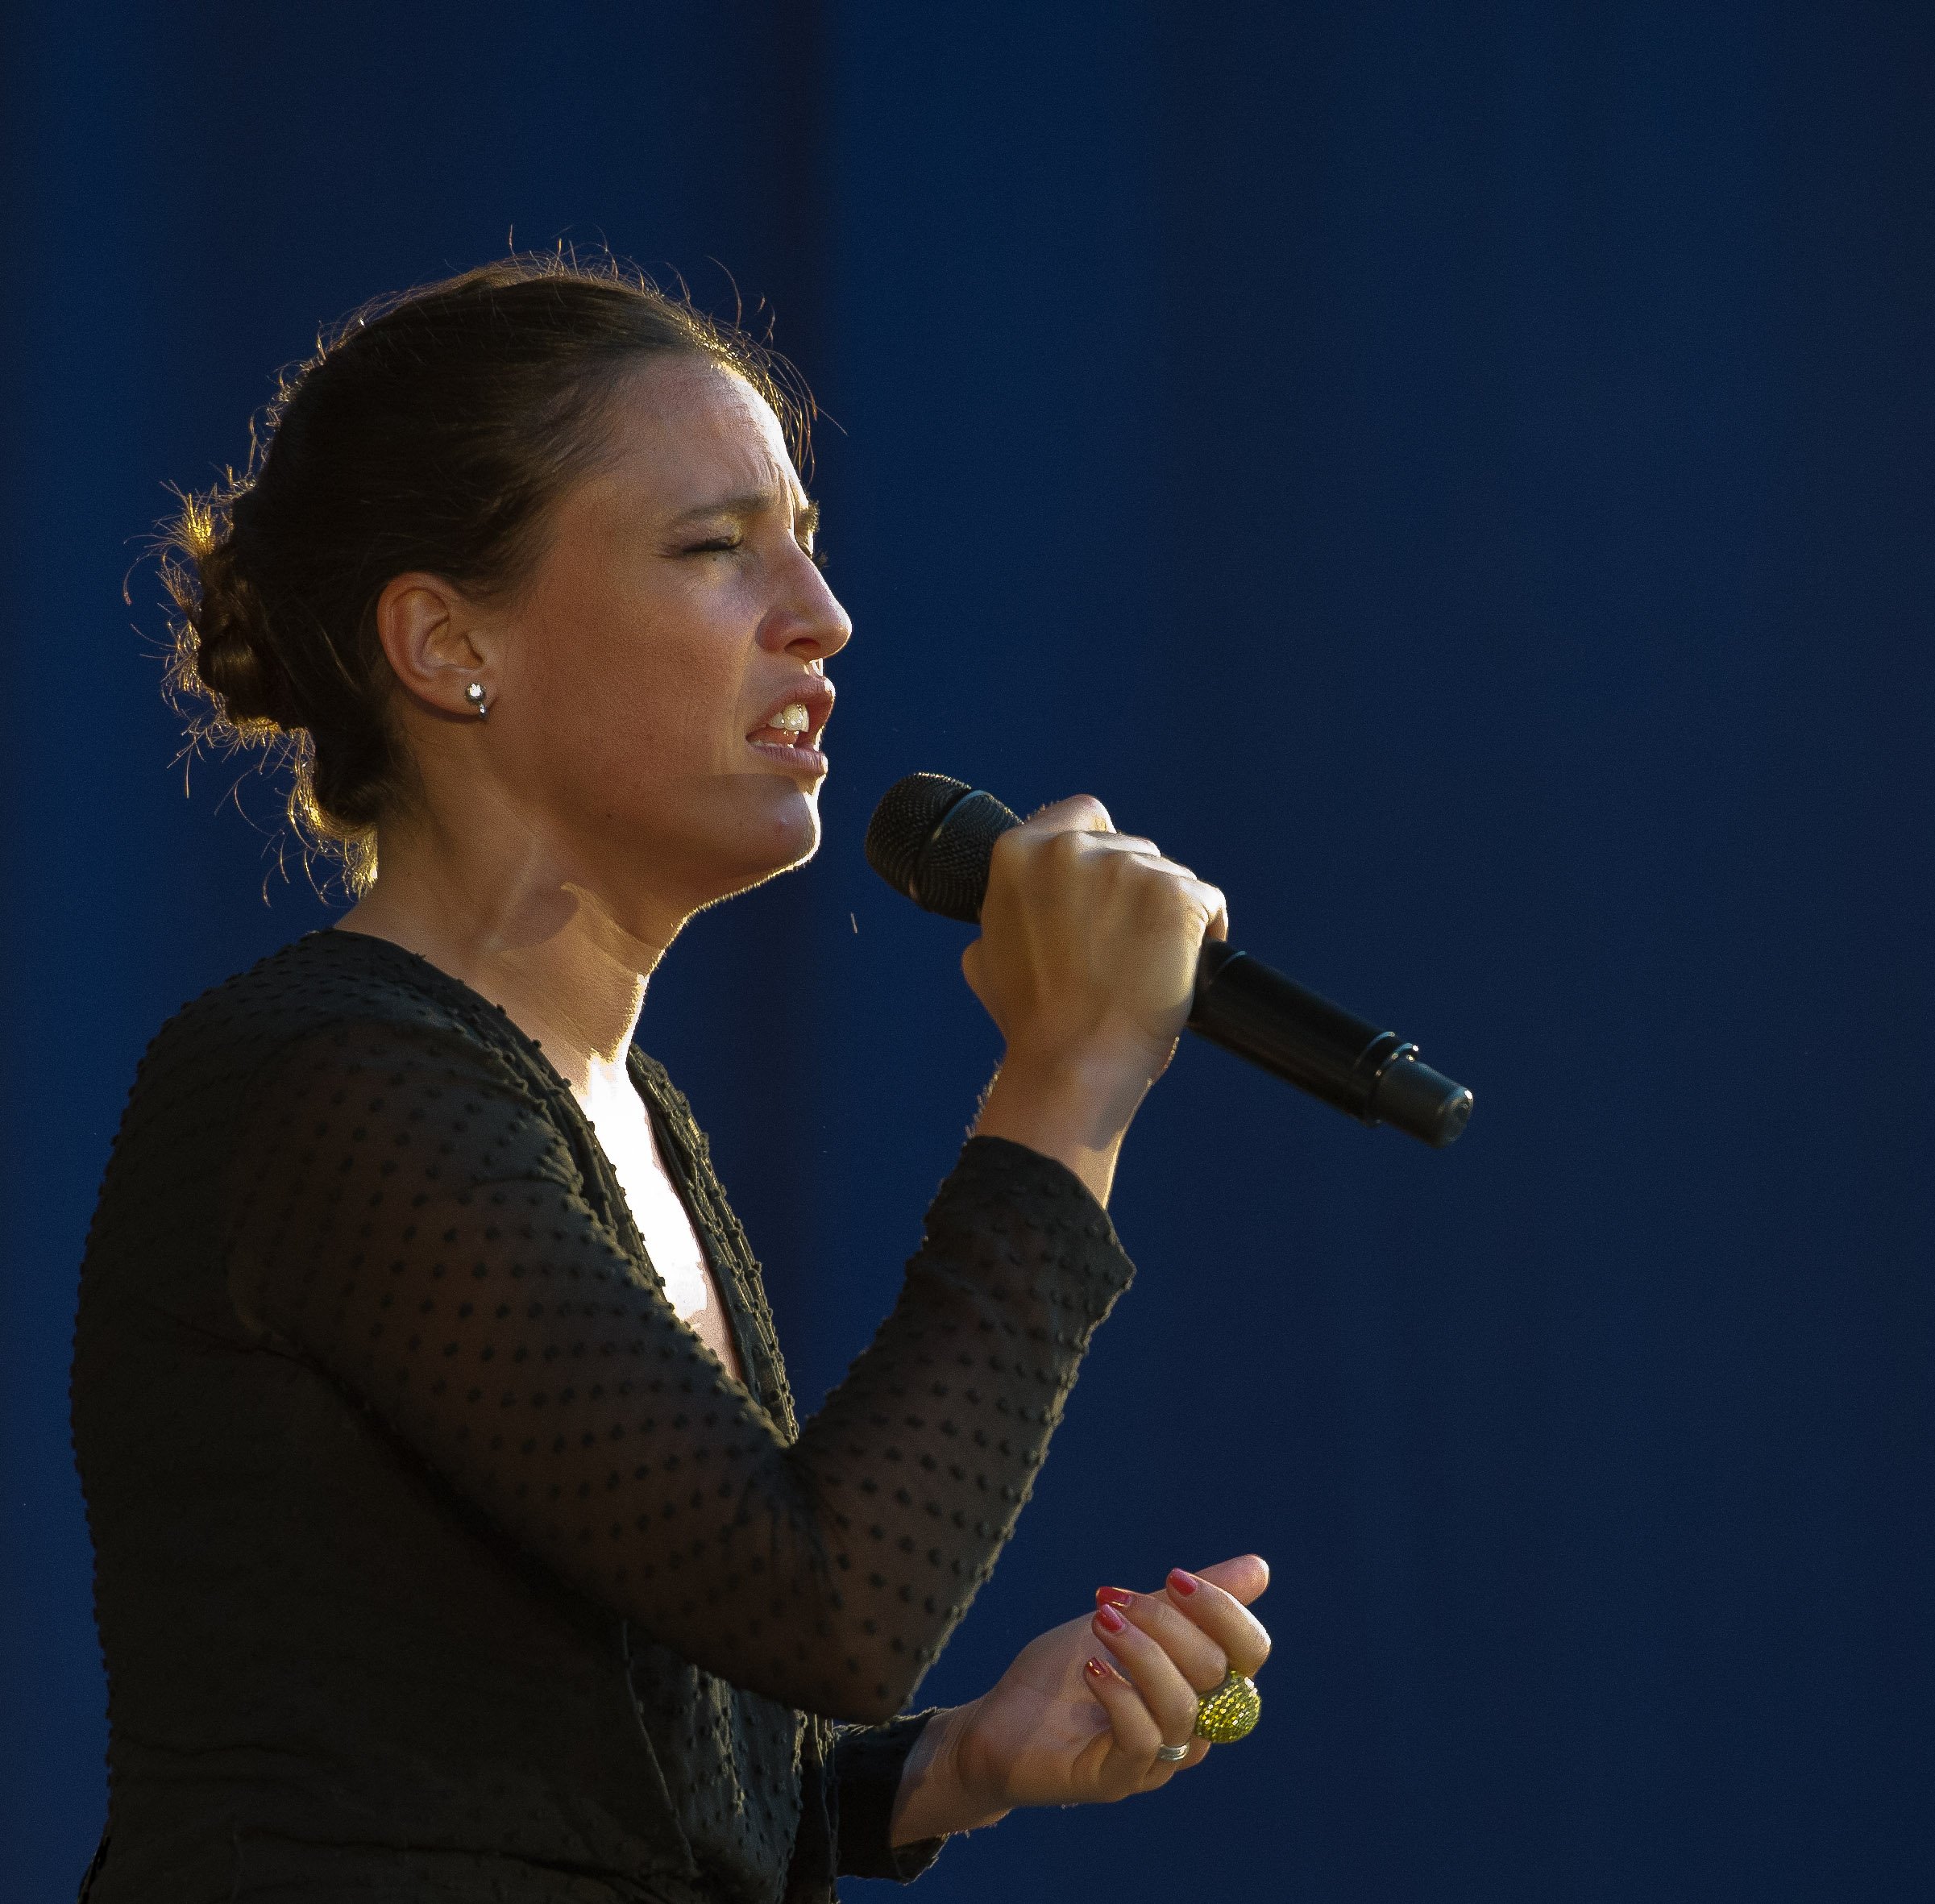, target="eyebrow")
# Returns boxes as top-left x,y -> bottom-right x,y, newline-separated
669,490 -> 820,537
